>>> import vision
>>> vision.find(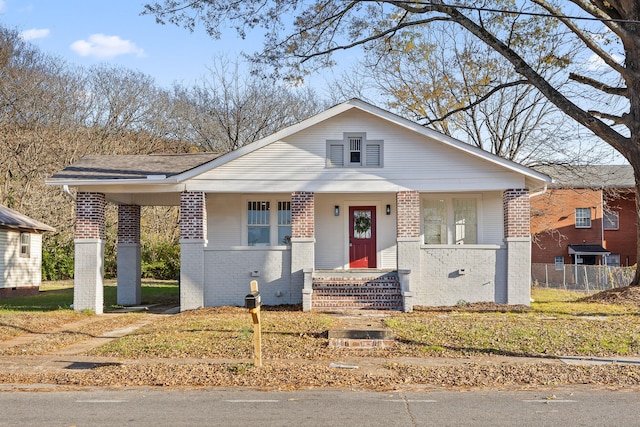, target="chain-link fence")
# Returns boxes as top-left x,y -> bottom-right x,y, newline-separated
531,263 -> 635,293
